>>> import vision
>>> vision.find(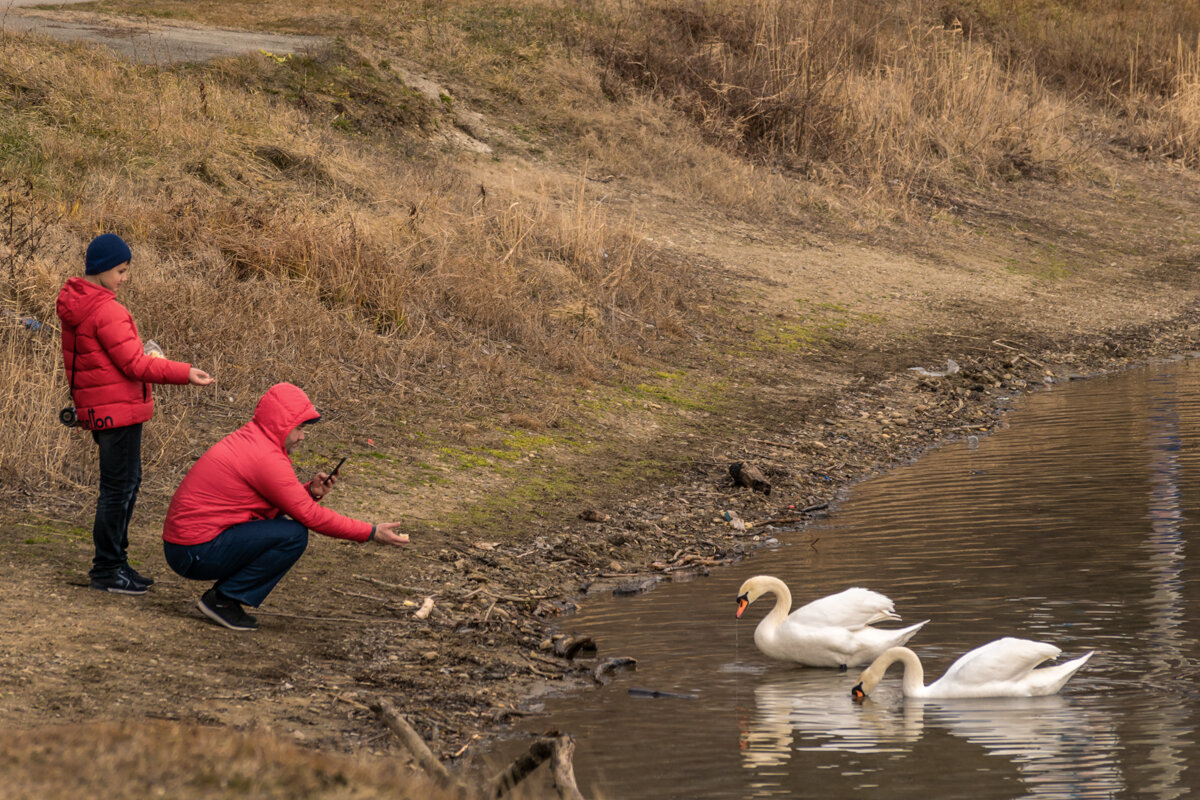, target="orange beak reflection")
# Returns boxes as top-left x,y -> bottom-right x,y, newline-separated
736,593 -> 749,618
